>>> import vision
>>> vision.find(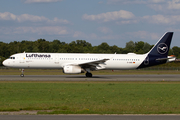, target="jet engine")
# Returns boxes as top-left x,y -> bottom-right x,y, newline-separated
63,65 -> 84,74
